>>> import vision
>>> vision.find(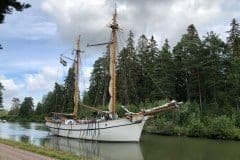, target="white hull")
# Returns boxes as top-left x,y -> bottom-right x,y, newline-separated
46,116 -> 148,142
